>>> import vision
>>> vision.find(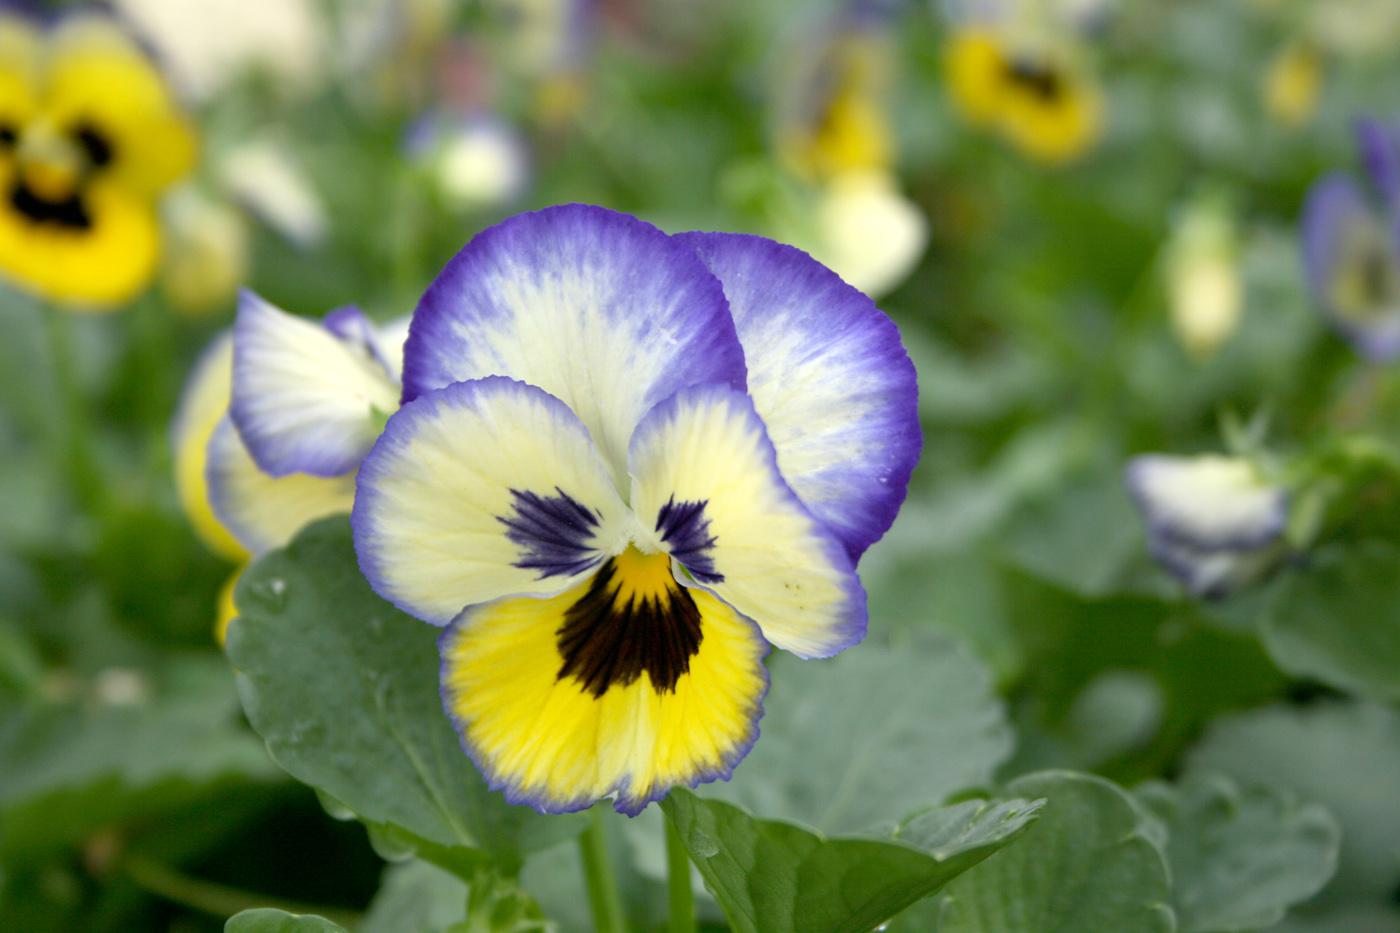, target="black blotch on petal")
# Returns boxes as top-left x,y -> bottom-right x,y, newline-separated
72,122 -> 114,168
555,558 -> 704,697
